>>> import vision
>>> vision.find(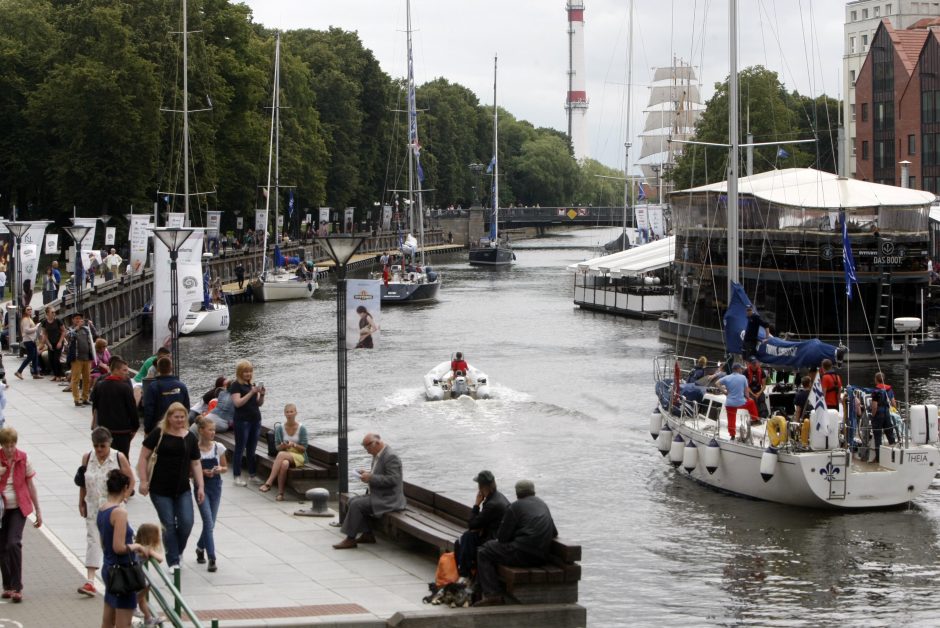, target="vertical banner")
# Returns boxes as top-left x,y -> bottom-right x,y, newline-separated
45,234 -> 59,255
344,208 -> 355,233
71,217 -> 98,250
305,213 -> 312,225
129,215 -> 151,273
166,213 -> 185,228
19,222 -> 52,291
206,211 -> 221,238
277,214 -> 284,228
236,217 -> 244,230
382,205 -> 392,230
153,230 -> 205,353
634,206 -> 649,243
647,207 -> 665,238
319,207 -> 331,236
105,227 -> 116,246
254,210 -> 268,232
346,279 -> 381,350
